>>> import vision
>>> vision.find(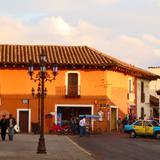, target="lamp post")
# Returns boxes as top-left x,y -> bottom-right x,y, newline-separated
31,82 -> 41,130
28,52 -> 58,154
